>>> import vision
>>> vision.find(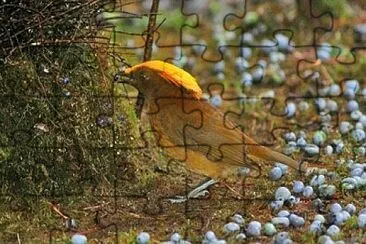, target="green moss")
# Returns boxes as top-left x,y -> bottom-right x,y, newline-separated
300,232 -> 316,243
314,0 -> 353,18
118,229 -> 138,244
343,216 -> 358,231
